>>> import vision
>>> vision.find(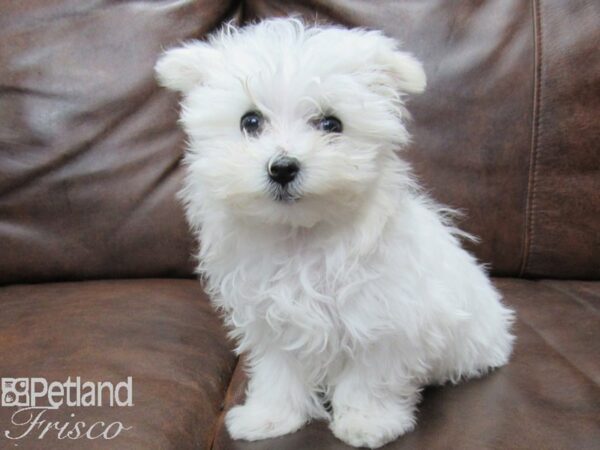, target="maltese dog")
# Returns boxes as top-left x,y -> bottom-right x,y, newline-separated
156,18 -> 514,449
